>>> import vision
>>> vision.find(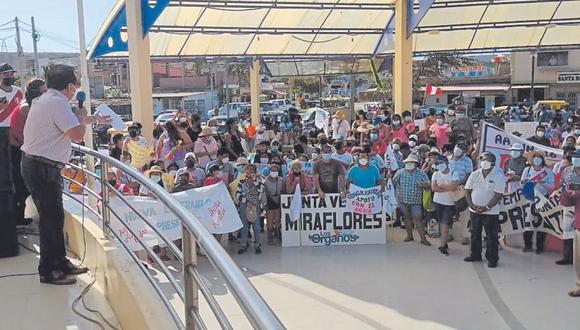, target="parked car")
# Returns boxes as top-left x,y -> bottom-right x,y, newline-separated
269,99 -> 293,111
155,111 -> 177,125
